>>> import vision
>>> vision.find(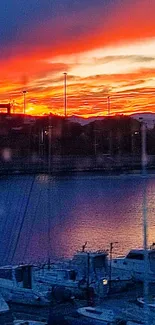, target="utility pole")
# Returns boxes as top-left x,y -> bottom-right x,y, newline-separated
63,72 -> 67,118
23,90 -> 27,115
107,96 -> 110,116
107,96 -> 112,155
48,114 -> 52,176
